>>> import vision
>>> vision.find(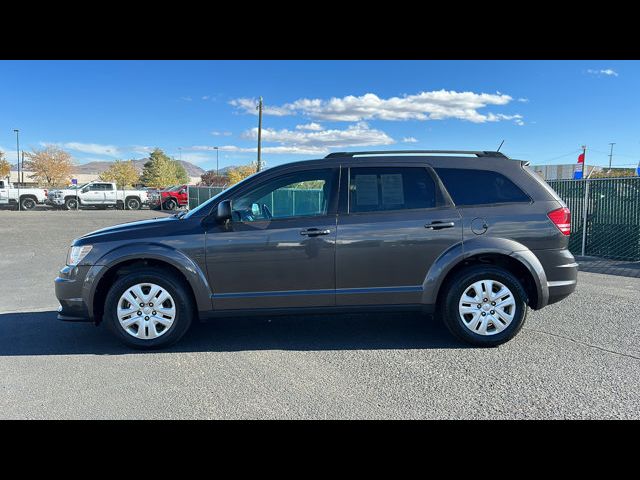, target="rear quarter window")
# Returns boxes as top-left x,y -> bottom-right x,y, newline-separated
435,168 -> 531,206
